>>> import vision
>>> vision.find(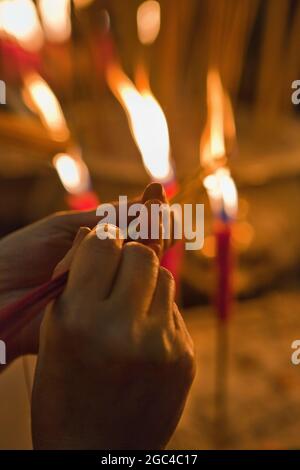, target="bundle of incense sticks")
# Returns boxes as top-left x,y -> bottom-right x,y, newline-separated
0,271 -> 68,342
